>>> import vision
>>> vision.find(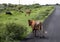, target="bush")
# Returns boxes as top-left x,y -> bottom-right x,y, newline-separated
0,22 -> 28,42
0,23 -> 6,42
